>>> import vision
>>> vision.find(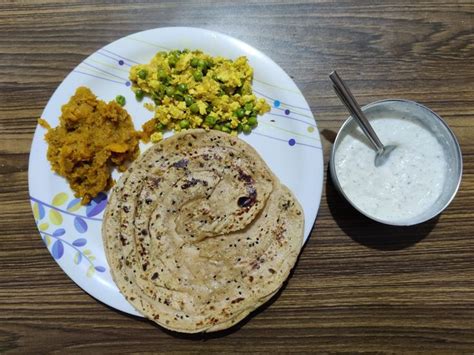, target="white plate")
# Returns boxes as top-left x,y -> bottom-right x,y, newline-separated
29,27 -> 324,316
